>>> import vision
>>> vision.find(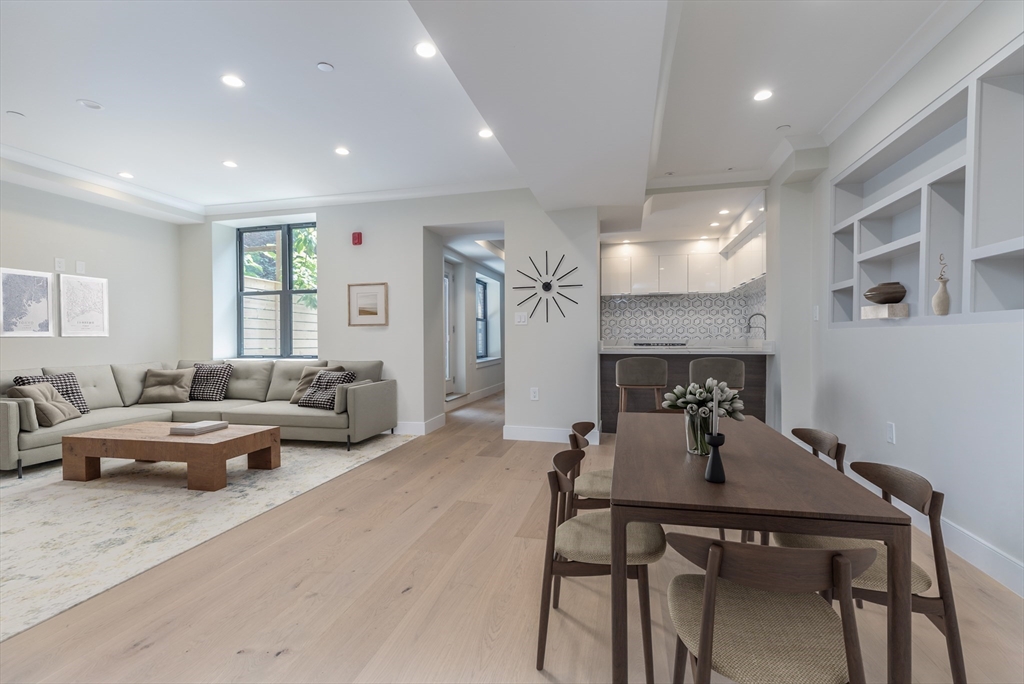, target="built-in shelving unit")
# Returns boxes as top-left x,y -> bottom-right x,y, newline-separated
829,39 -> 1024,326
